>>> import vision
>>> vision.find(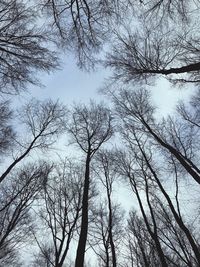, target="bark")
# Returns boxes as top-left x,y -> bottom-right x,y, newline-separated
141,62 -> 200,75
75,153 -> 91,267
107,185 -> 117,267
